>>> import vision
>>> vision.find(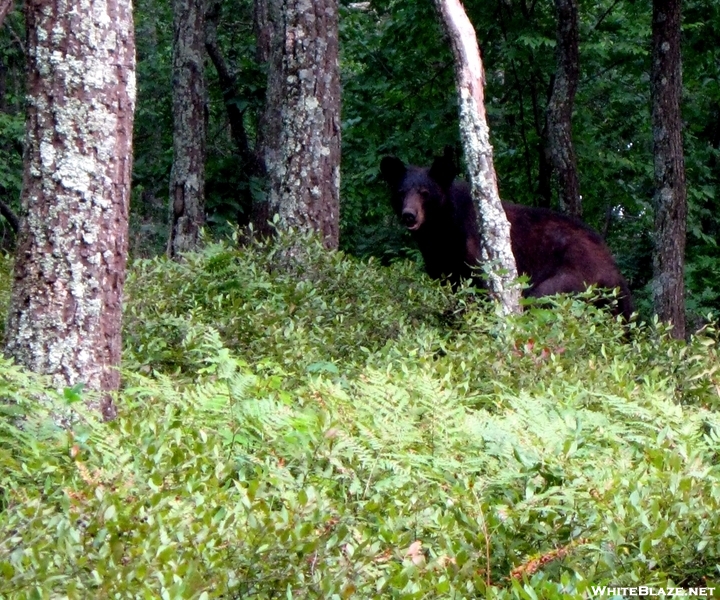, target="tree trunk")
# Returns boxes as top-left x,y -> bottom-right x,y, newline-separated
0,0 -> 12,30
205,0 -> 254,167
651,0 -> 686,339
168,0 -> 206,259
544,0 -> 581,217
5,0 -> 136,419
251,0 -> 275,237
254,0 -> 272,64
433,0 -> 521,315
264,0 -> 341,250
